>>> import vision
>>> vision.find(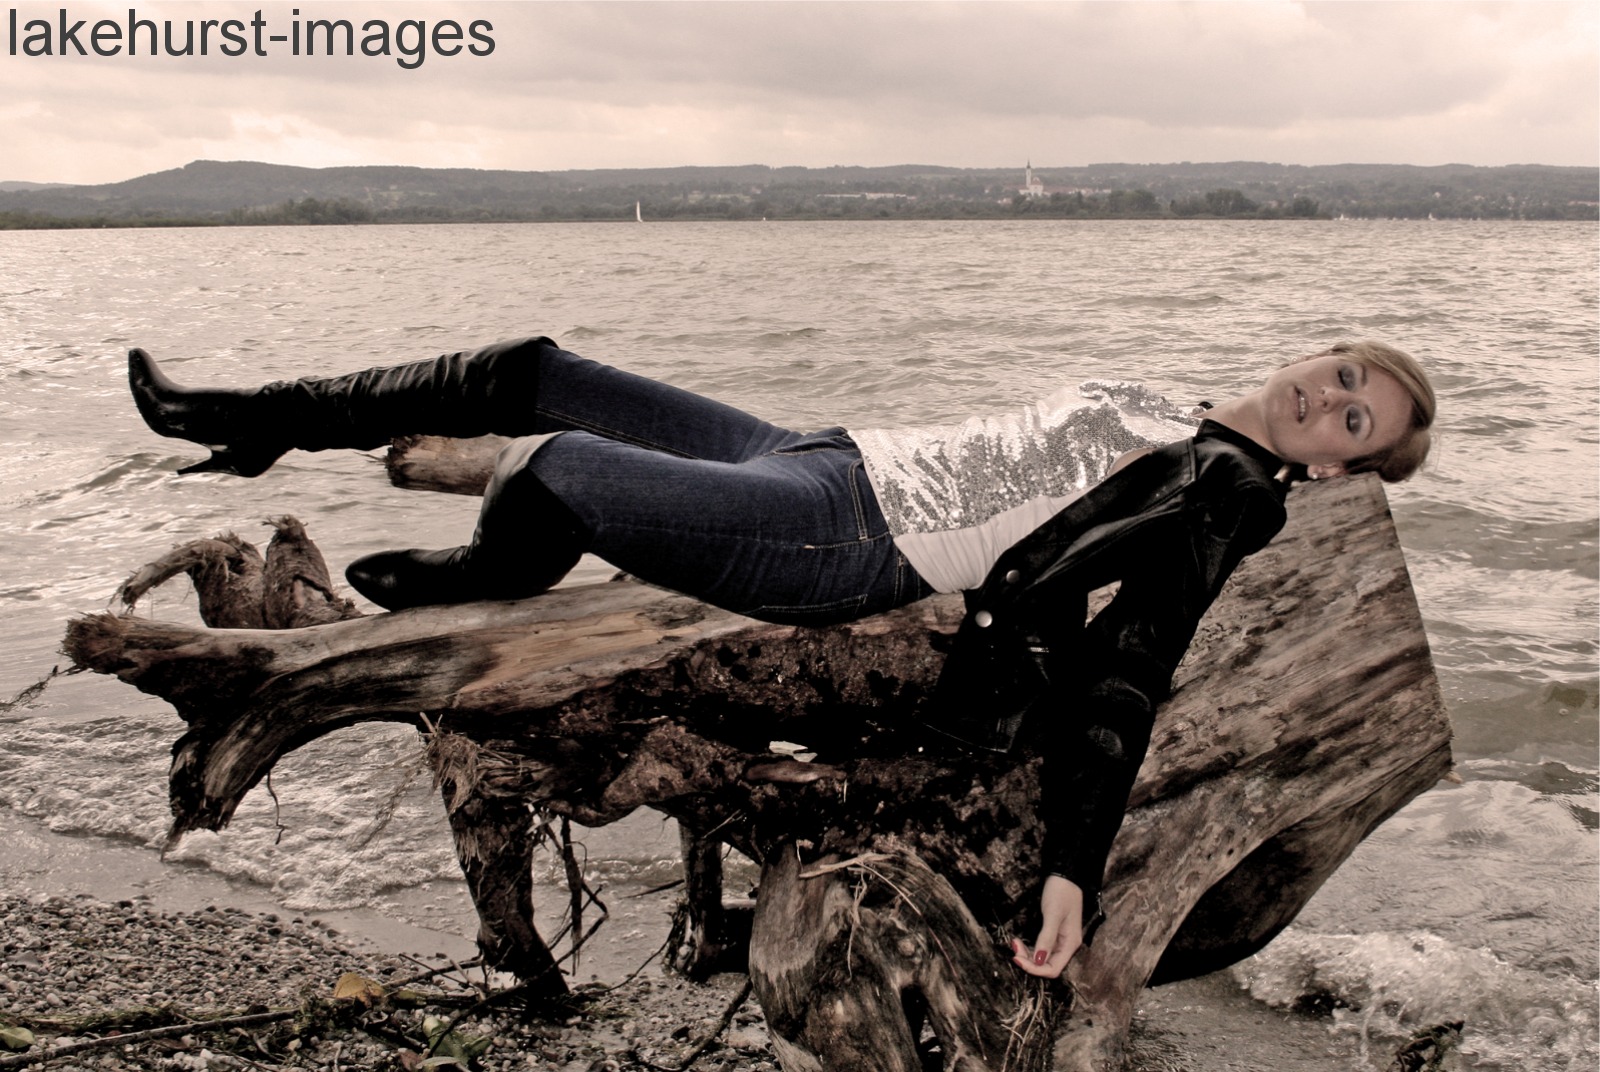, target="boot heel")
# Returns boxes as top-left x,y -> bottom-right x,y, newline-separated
130,348 -> 291,478
176,445 -> 287,478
